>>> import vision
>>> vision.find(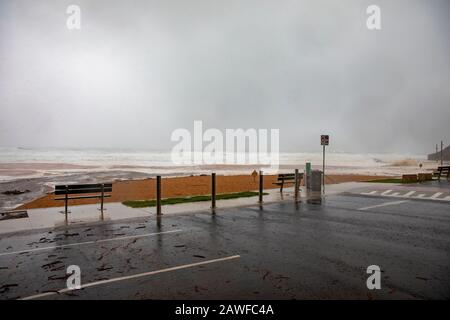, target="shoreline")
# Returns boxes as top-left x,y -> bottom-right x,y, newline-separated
0,154 -> 438,182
